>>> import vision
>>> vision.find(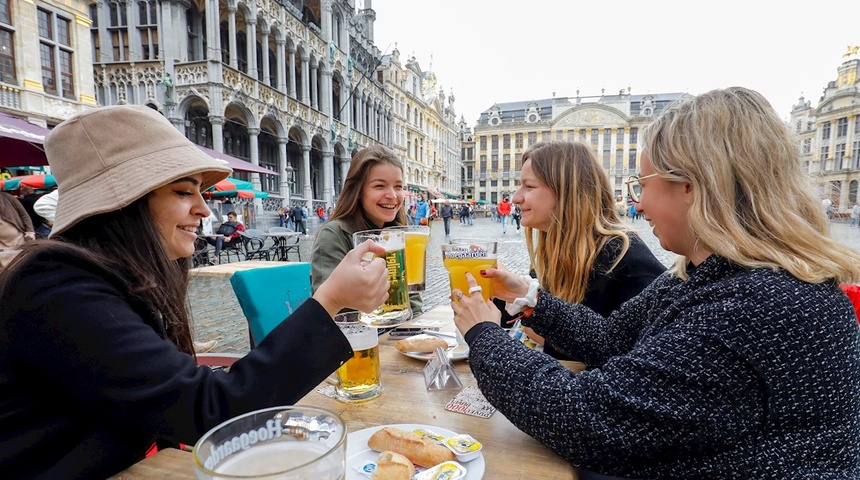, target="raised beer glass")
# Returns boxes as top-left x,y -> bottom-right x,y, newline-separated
384,225 -> 430,292
352,228 -> 413,327
192,405 -> 346,479
331,310 -> 381,402
441,239 -> 498,302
